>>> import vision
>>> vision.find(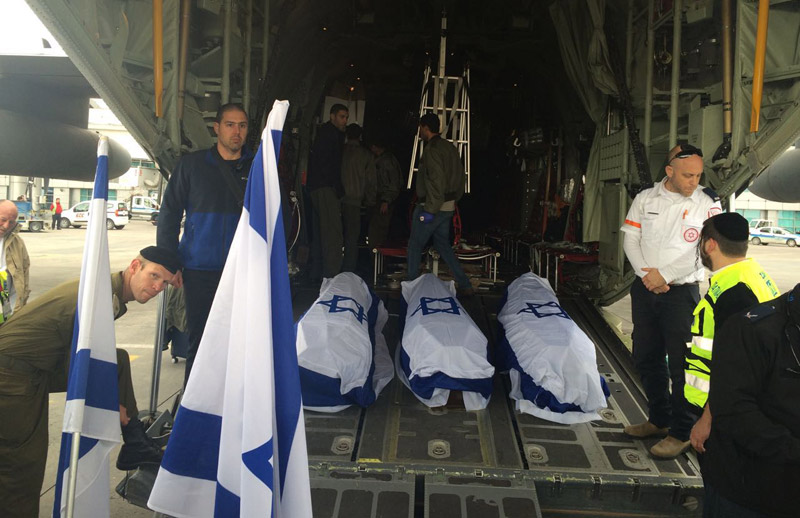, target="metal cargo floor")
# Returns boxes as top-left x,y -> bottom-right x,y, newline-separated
293,281 -> 703,518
